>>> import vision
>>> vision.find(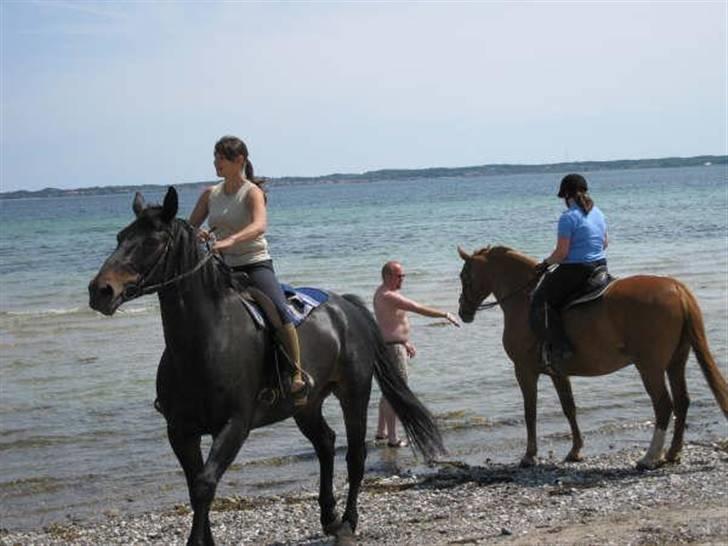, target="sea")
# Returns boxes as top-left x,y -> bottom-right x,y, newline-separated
1,165 -> 727,530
